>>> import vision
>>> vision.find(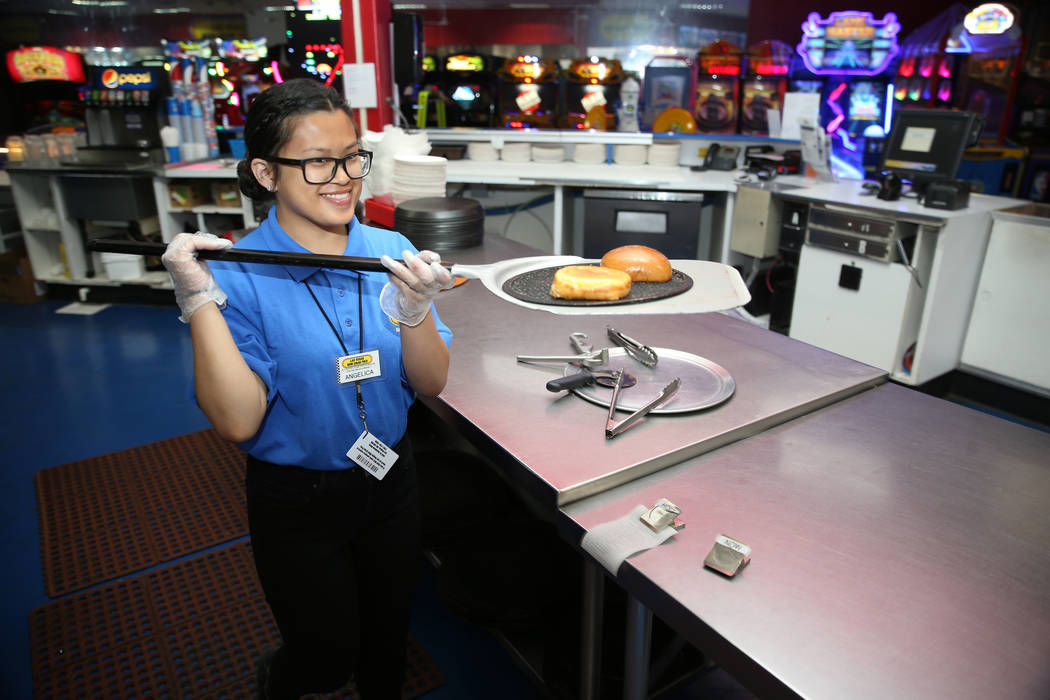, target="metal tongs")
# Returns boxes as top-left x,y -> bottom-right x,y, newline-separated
606,326 -> 659,367
605,371 -> 680,439
516,347 -> 609,368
